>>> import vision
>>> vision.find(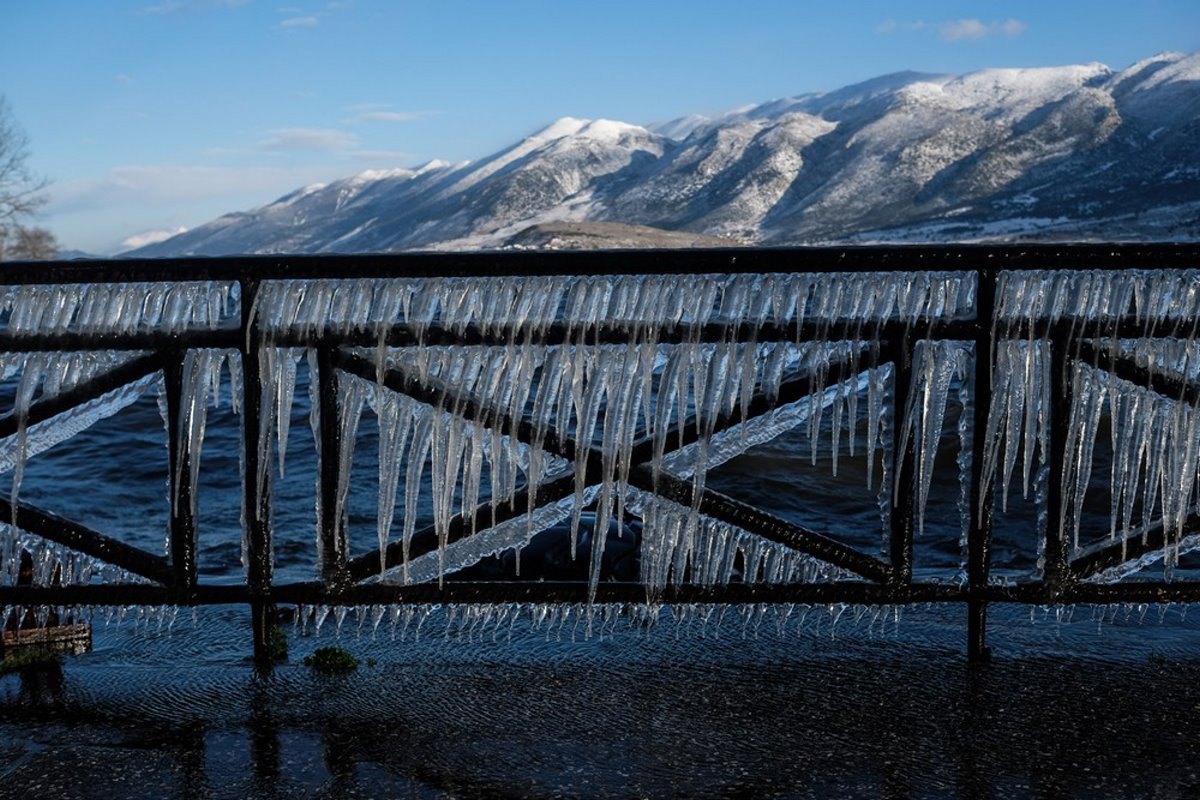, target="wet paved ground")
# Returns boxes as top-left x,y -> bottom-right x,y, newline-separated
2,603 -> 1199,798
